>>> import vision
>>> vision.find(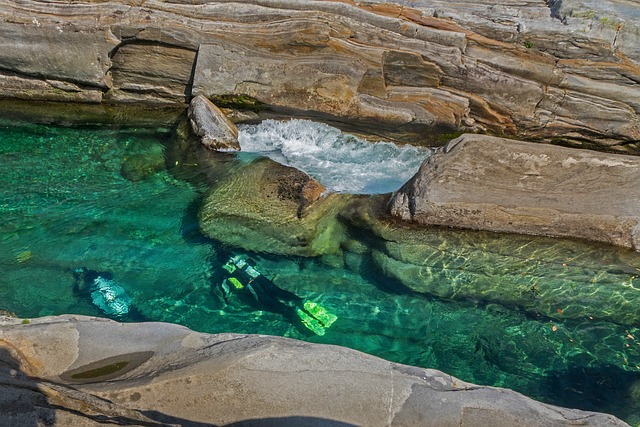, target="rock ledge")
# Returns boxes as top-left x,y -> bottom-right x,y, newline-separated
390,134 -> 640,251
0,315 -> 629,426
